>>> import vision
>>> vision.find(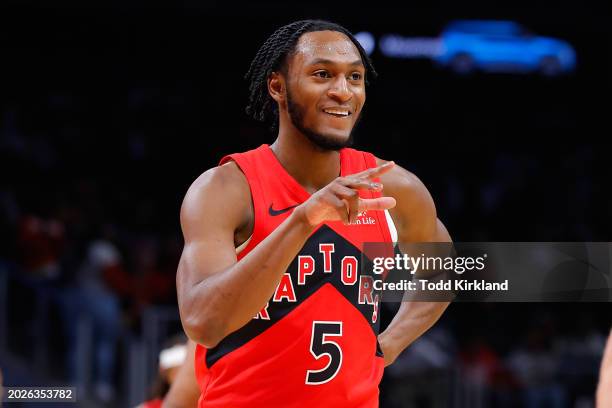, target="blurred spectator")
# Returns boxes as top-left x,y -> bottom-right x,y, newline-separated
556,316 -> 607,406
507,328 -> 567,408
17,214 -> 64,280
137,335 -> 188,408
130,237 -> 176,320
162,340 -> 201,408
57,229 -> 125,404
383,324 -> 456,408
459,334 -> 518,407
